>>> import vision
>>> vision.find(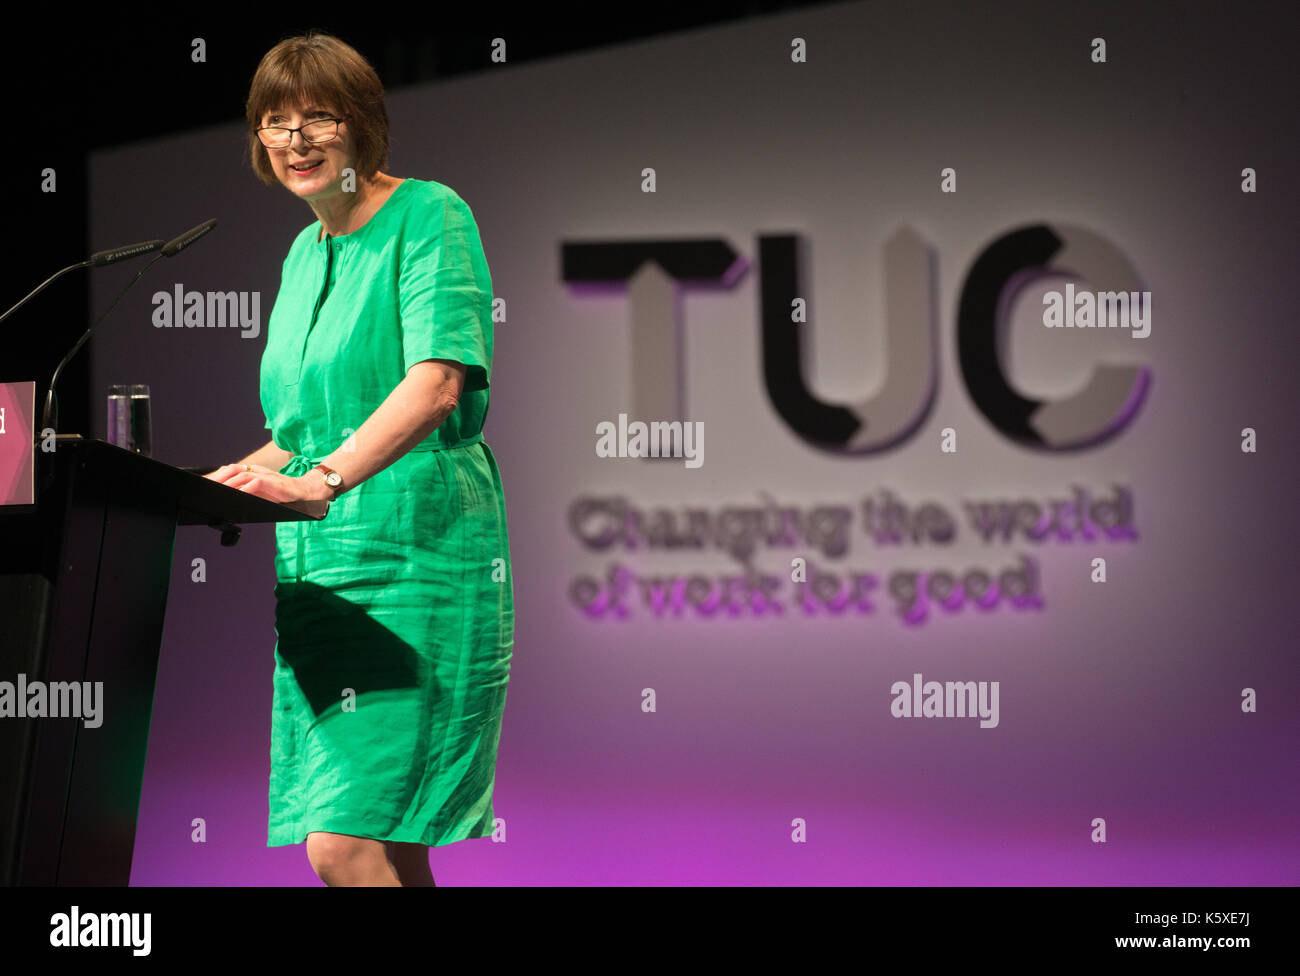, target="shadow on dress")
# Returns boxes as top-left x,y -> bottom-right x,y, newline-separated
271,580 -> 435,719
